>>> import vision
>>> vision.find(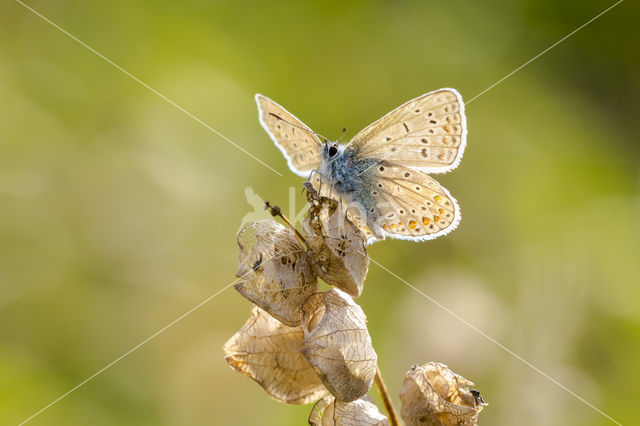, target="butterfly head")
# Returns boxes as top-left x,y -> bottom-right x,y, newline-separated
322,142 -> 341,162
